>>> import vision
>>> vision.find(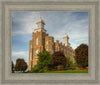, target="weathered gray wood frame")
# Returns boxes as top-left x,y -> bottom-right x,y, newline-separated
0,0 -> 99,85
